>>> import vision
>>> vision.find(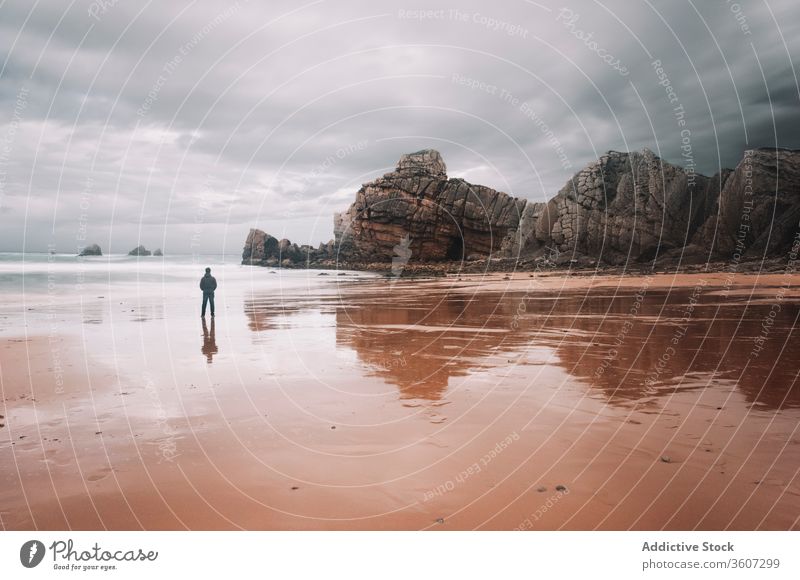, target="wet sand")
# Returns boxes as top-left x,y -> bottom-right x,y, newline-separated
1,271 -> 799,530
